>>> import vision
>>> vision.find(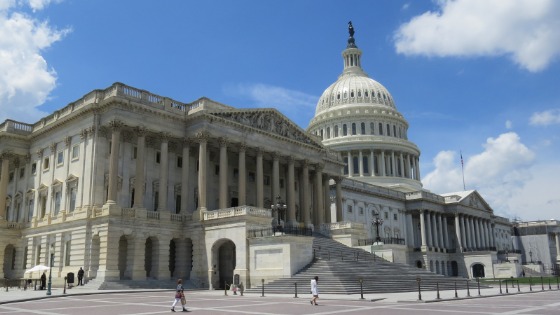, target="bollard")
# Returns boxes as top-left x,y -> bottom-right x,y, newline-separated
261,279 -> 265,297
529,276 -> 532,291
517,280 -> 520,292
416,277 -> 422,301
499,280 -> 502,294
549,278 -> 552,290
541,276 -> 544,291
454,281 -> 458,298
466,280 -> 470,297
294,282 -> 298,298
225,282 -> 228,296
477,277 -> 481,296
436,282 -> 441,300
64,276 -> 67,294
359,279 -> 364,300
